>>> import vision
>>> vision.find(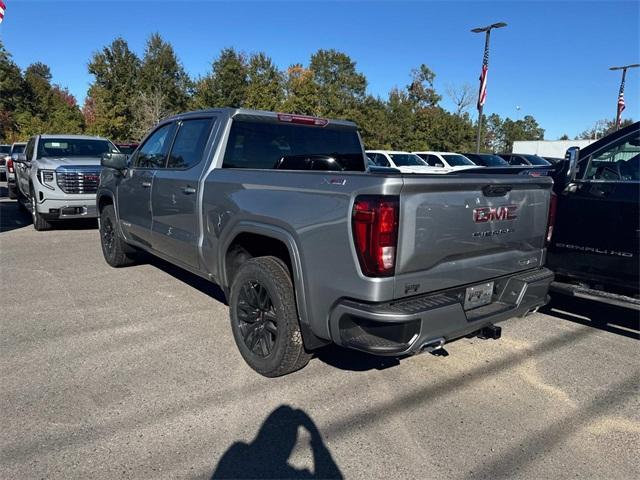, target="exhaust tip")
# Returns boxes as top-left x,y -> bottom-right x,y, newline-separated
419,337 -> 445,353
